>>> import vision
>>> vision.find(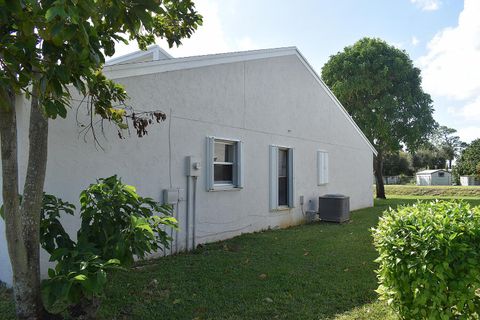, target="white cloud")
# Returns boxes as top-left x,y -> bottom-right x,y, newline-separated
411,36 -> 420,46
457,126 -> 480,143
109,0 -> 257,60
457,97 -> 480,121
165,1 -> 258,57
162,0 -> 232,57
417,0 -> 480,143
417,0 -> 480,100
410,0 -> 441,11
